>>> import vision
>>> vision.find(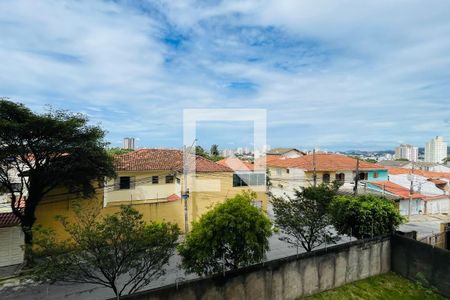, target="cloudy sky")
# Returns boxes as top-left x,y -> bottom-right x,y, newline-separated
1,0 -> 449,151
